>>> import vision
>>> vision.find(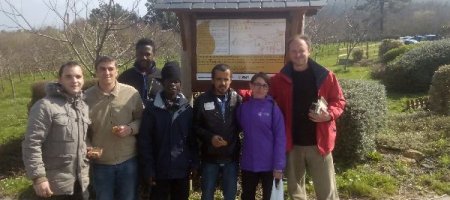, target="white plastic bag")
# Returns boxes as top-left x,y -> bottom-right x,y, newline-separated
270,179 -> 284,200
